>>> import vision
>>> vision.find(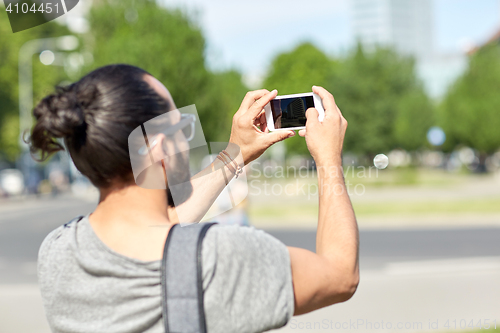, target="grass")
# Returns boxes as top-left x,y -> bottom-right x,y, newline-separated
247,168 -> 500,219
343,167 -> 470,187
249,203 -> 317,219
352,198 -> 500,215
248,197 -> 500,219
452,327 -> 500,333
250,167 -> 474,187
